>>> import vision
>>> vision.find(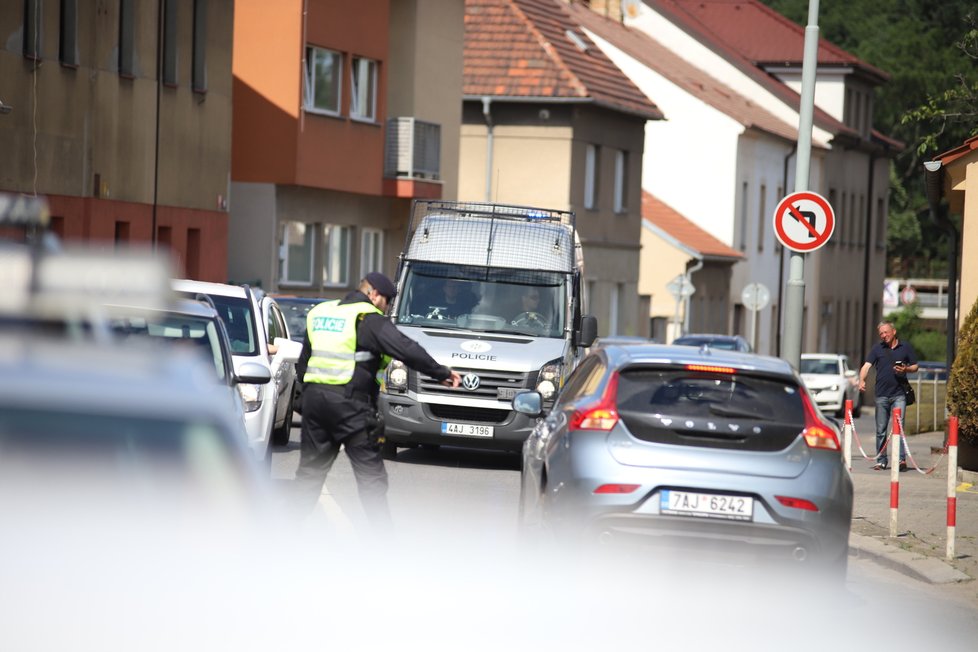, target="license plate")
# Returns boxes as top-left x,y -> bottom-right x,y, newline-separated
497,387 -> 519,400
441,422 -> 494,438
660,490 -> 753,521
